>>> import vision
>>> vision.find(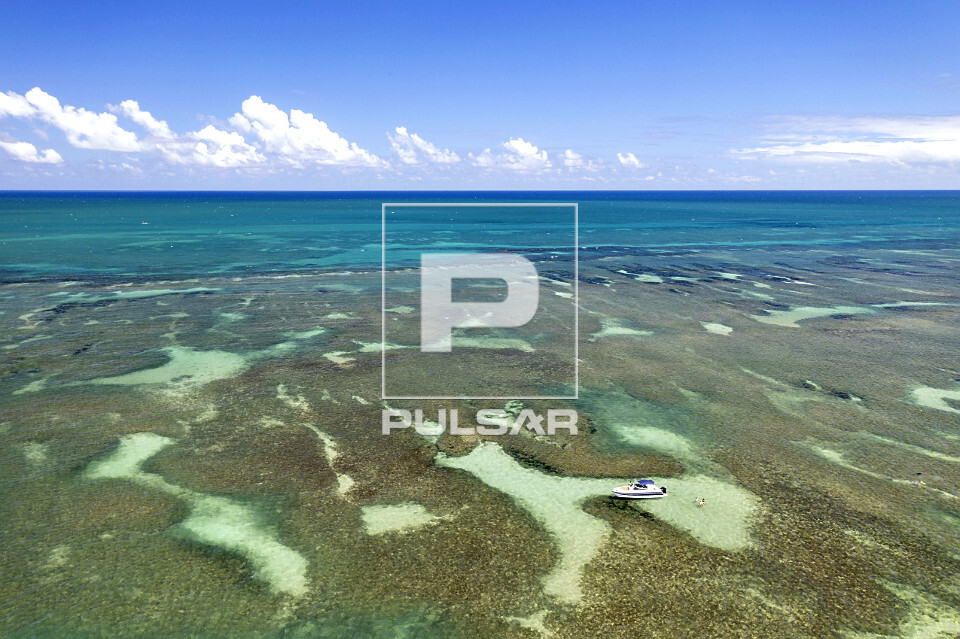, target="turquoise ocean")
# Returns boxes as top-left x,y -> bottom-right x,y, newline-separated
1,191 -> 959,638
